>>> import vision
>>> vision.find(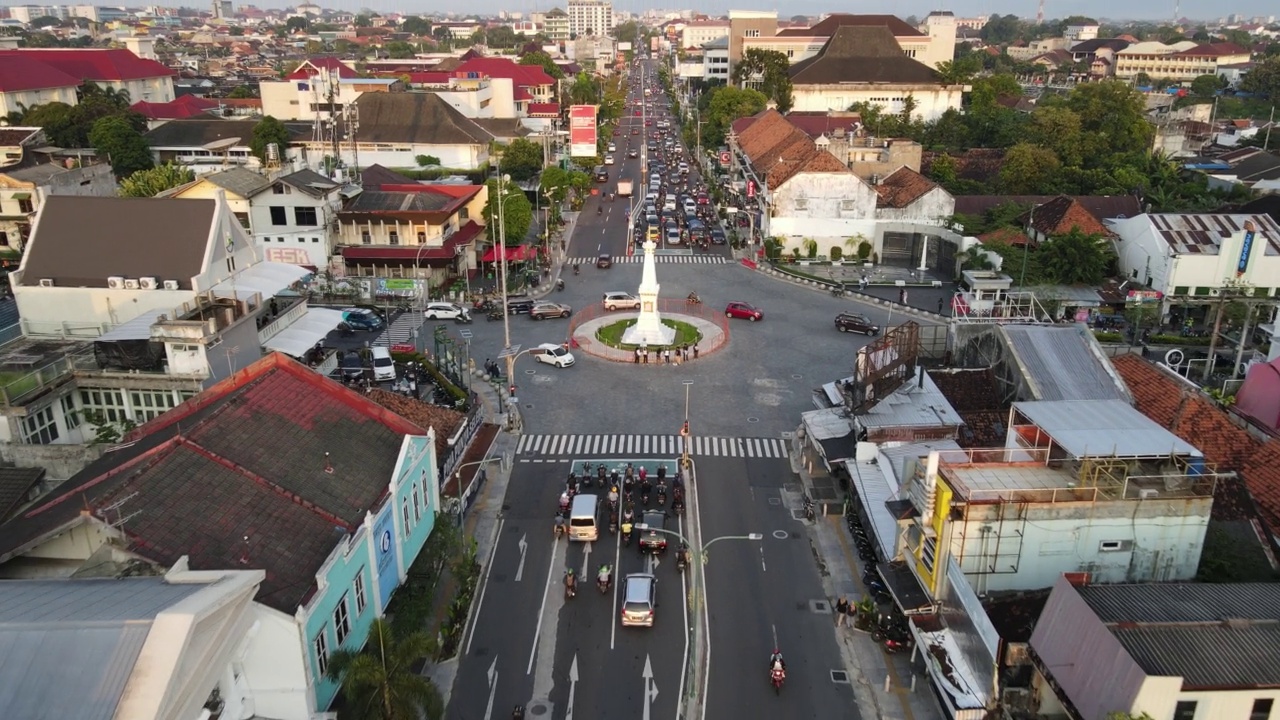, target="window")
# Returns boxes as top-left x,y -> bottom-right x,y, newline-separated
1173,286 -> 1189,295
459,207 -> 470,220
402,497 -> 411,536
1252,699 -> 1274,720
61,394 -> 80,430
417,231 -> 427,244
18,198 -> 33,214
295,207 -> 318,226
921,535 -> 936,572
313,631 -> 329,676
131,390 -> 180,422
1193,287 -> 1211,296
745,29 -> 760,37
793,197 -> 808,210
1173,701 -> 1197,720
1099,540 -> 1125,552
312,237 -> 320,243
389,231 -> 400,245
413,486 -> 422,522
269,206 -> 287,226
354,571 -> 367,615
0,231 -> 8,246
361,230 -> 372,245
272,184 -> 285,194
21,404 -> 59,445
333,595 -> 350,645
786,49 -> 794,58
80,388 -> 128,423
